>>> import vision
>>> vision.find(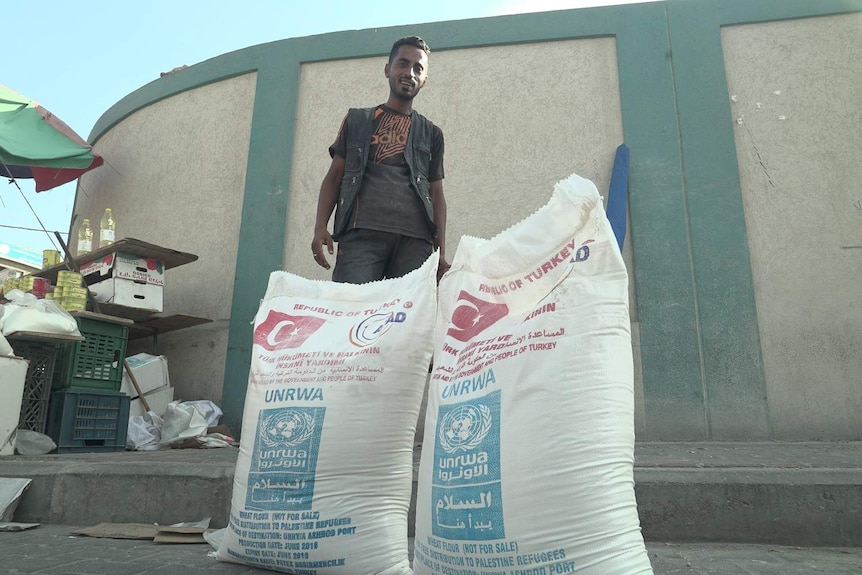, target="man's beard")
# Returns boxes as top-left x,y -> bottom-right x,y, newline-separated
392,78 -> 420,101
